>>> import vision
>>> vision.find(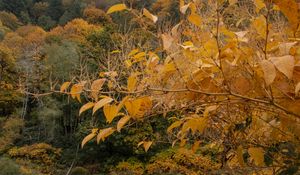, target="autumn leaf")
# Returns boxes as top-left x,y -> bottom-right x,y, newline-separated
273,0 -> 299,31
96,127 -> 115,143
117,115 -> 131,132
253,0 -> 266,12
137,141 -> 153,152
260,60 -> 276,86
191,140 -> 201,153
127,74 -> 137,92
270,55 -> 295,79
295,82 -> 300,96
81,129 -> 98,148
161,33 -> 174,51
253,15 -> 266,39
143,8 -> 158,23
167,121 -> 183,133
188,13 -> 201,27
79,102 -> 94,116
93,96 -> 114,115
203,105 -> 218,118
248,147 -> 265,166
70,82 -> 86,103
107,4 -> 127,14
237,146 -> 246,167
91,78 -> 106,100
103,104 -> 119,123
180,3 -> 190,14
60,82 -> 71,92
